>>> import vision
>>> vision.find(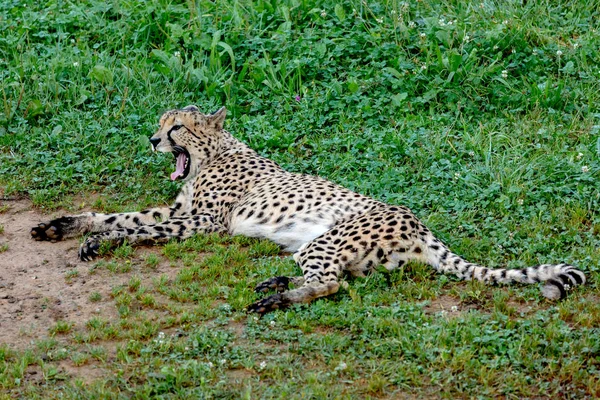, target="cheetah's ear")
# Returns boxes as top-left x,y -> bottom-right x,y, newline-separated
207,106 -> 227,129
182,105 -> 199,112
